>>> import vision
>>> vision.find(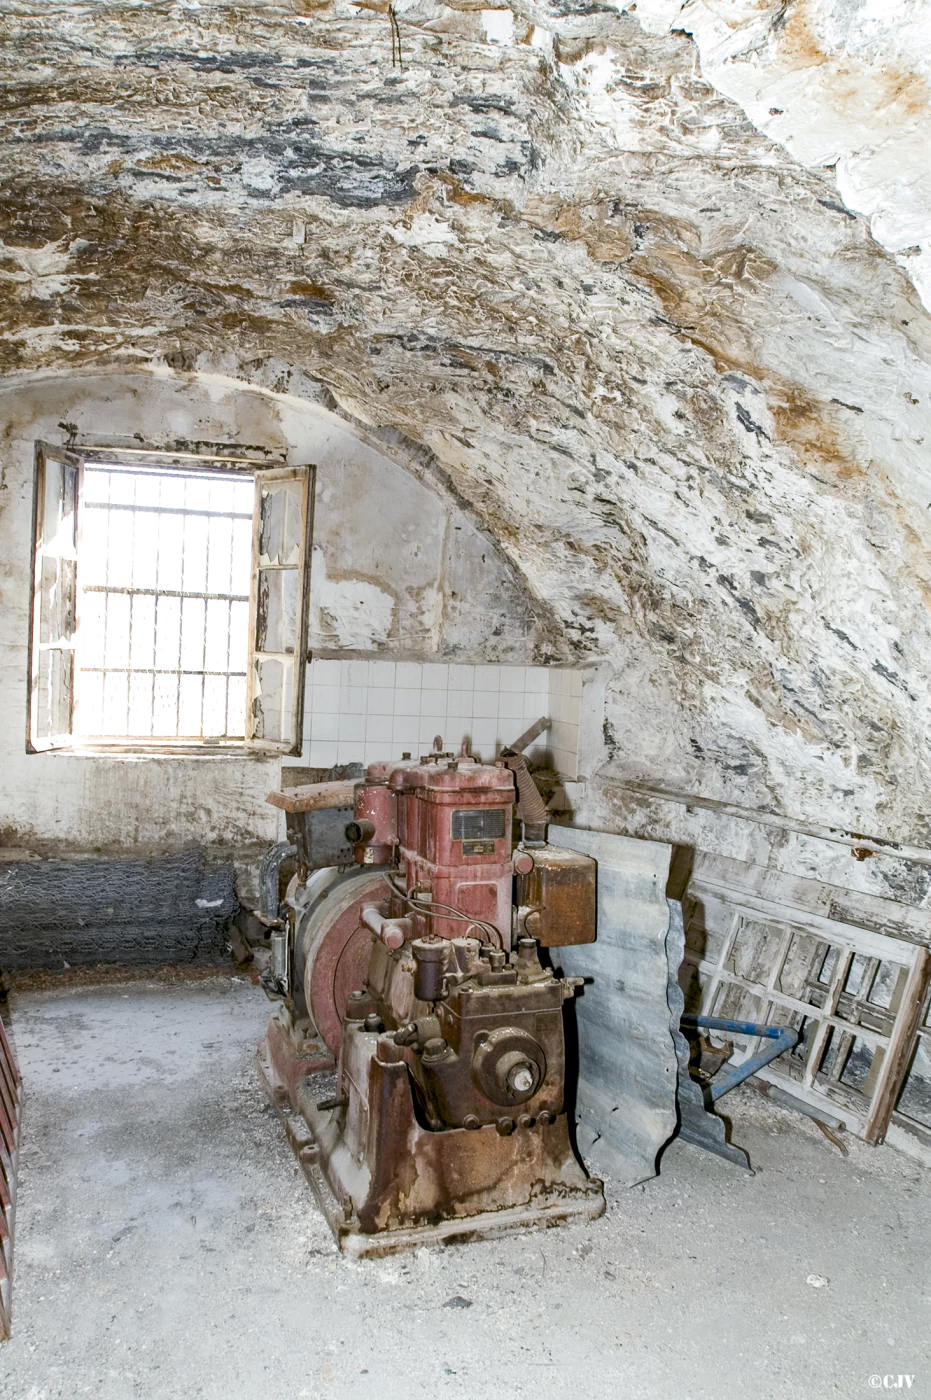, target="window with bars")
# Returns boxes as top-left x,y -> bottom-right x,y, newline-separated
27,444 -> 315,755
75,462 -> 253,740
